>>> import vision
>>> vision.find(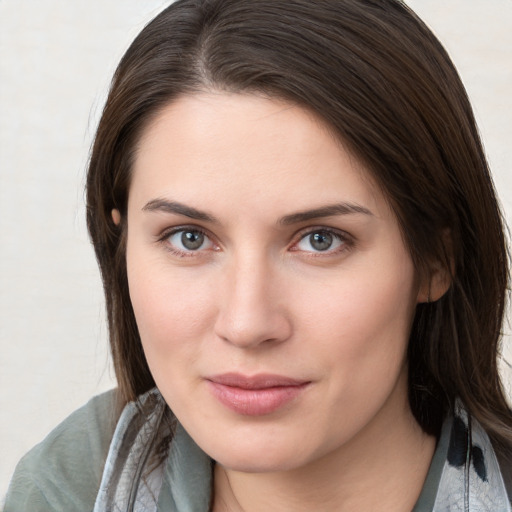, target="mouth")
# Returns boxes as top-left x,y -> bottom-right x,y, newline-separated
205,373 -> 311,416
